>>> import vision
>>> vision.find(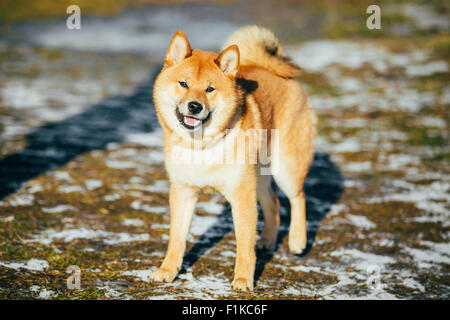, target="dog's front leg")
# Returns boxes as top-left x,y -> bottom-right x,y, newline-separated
228,184 -> 258,291
149,184 -> 197,283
